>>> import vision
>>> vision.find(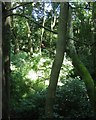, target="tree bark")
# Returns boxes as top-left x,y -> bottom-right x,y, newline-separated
0,3 -> 2,120
2,2 -> 11,120
92,2 -> 96,117
92,2 -> 96,74
45,3 -> 69,119
67,7 -> 95,116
